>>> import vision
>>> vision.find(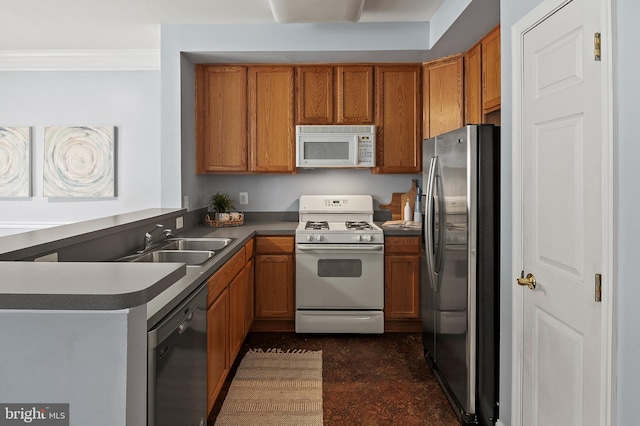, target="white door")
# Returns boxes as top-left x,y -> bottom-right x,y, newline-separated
516,0 -> 610,425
